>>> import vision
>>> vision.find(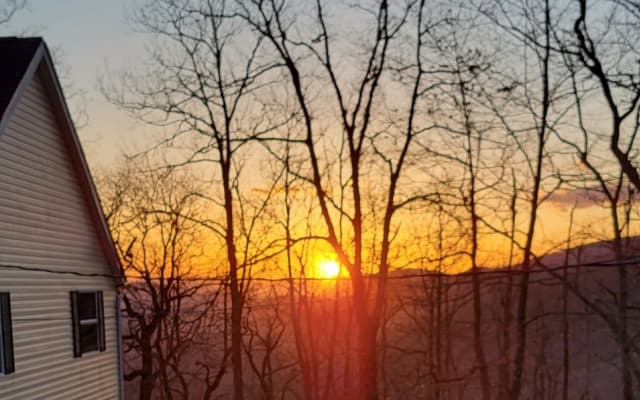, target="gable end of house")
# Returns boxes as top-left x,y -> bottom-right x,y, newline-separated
0,37 -> 123,284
